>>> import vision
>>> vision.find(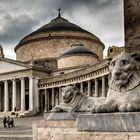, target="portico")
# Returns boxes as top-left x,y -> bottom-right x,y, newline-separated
0,77 -> 37,112
0,57 -> 48,115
